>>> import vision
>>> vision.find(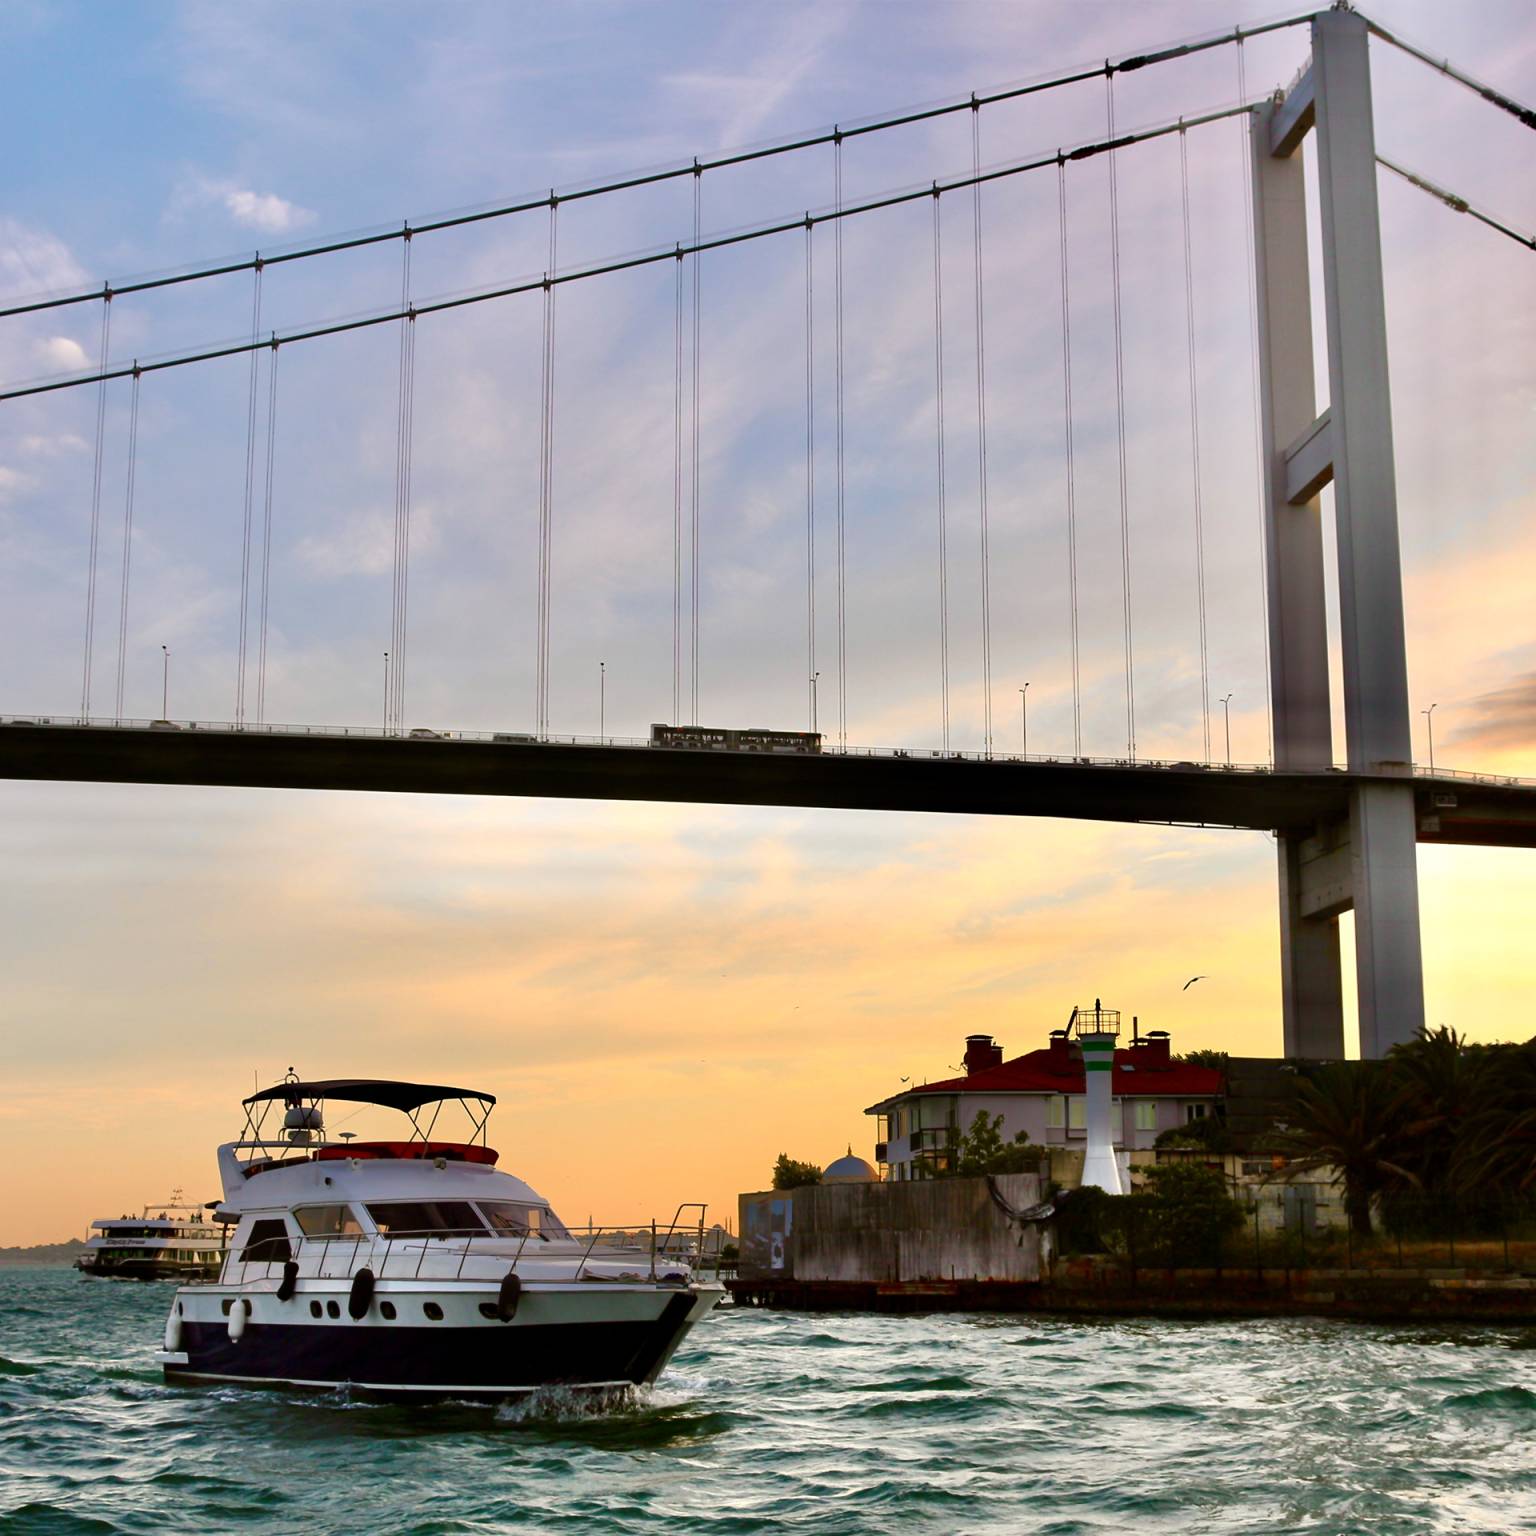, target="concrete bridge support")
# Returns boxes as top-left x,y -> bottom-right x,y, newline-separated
1253,9 -> 1425,1059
